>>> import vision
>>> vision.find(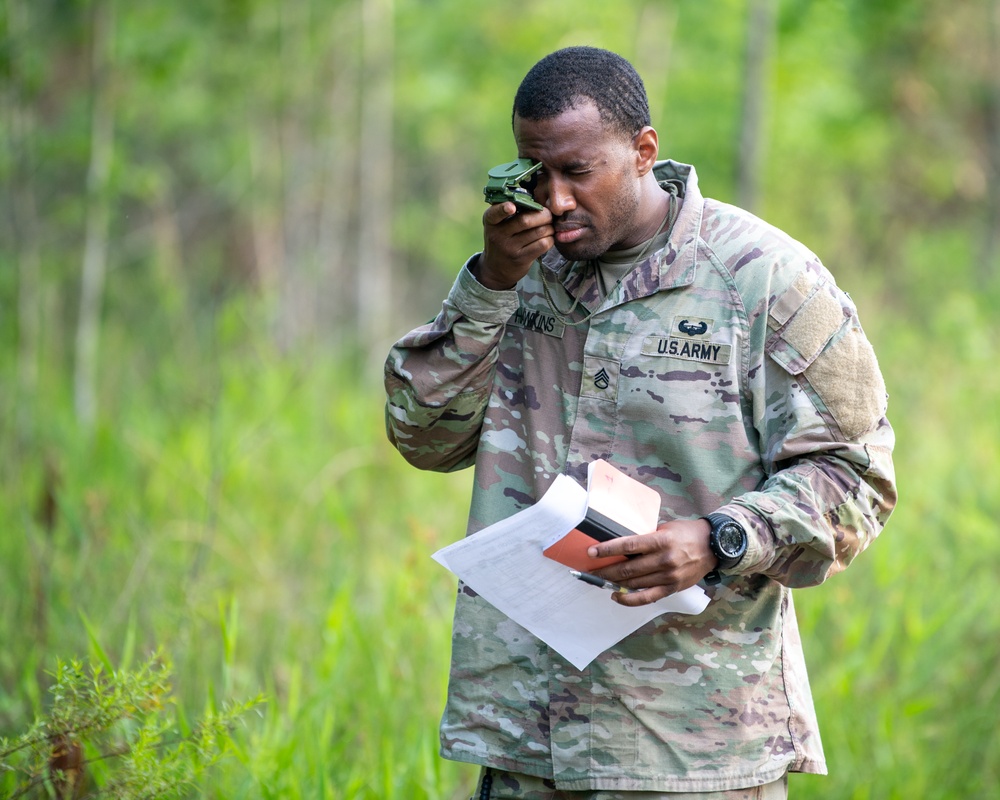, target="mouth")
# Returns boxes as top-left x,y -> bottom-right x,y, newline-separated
554,219 -> 588,245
